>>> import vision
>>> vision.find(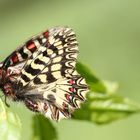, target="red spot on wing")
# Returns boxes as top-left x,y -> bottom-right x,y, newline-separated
69,88 -> 74,92
70,79 -> 74,85
44,31 -> 49,38
11,53 -> 19,63
65,94 -> 71,101
27,42 -> 37,53
27,43 -> 35,49
62,102 -> 68,108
